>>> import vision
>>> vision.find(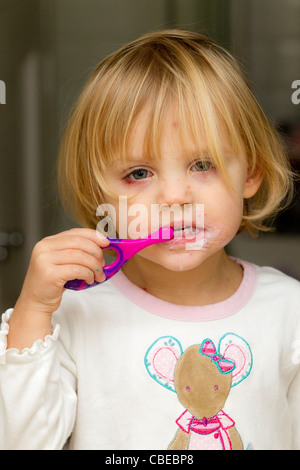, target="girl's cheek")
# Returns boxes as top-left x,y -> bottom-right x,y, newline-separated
123,178 -> 149,186
120,180 -> 154,199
